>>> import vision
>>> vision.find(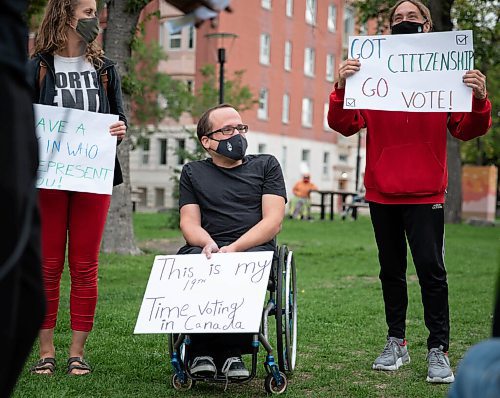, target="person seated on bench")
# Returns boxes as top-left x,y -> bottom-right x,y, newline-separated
288,173 -> 317,220
177,103 -> 287,379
